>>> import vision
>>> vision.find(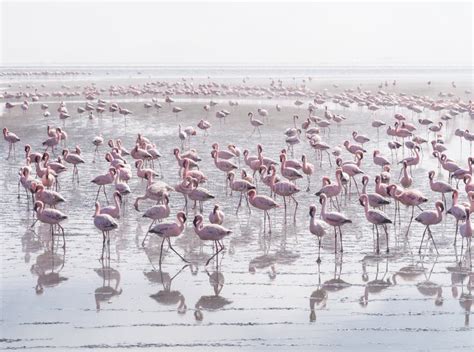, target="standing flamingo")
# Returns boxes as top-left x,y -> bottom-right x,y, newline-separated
193,214 -> 232,265
309,205 -> 328,263
319,194 -> 352,253
148,212 -> 188,265
415,201 -> 444,254
359,195 -> 392,254
248,189 -> 279,233
3,127 -> 20,160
